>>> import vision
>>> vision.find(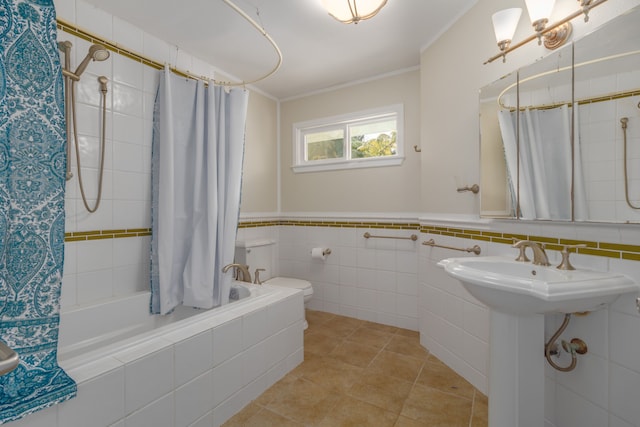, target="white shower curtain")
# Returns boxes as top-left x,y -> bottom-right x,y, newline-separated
151,66 -> 249,315
498,105 -> 576,220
